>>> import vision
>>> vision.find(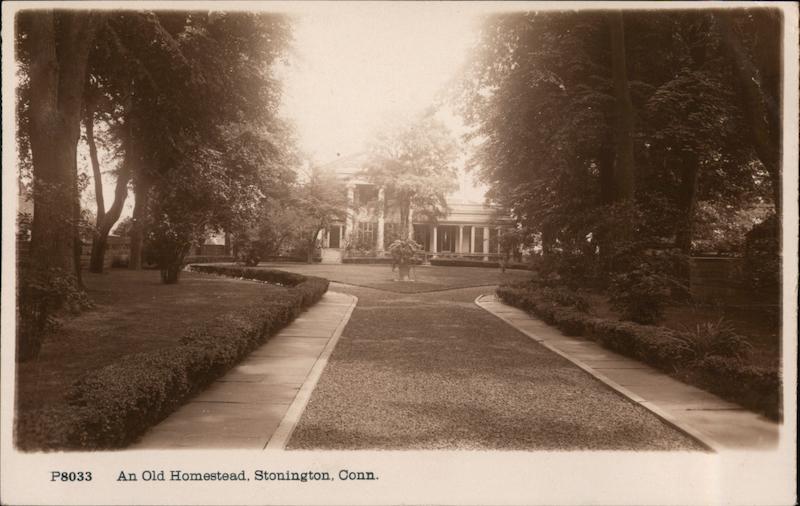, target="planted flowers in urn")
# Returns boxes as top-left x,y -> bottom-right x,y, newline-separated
388,238 -> 421,282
